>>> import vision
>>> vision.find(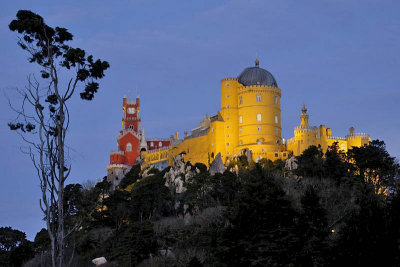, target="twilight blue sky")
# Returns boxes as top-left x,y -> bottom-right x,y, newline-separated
1,0 -> 399,240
